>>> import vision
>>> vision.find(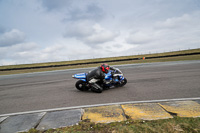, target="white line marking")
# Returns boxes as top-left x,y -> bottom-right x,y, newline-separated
0,97 -> 200,117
